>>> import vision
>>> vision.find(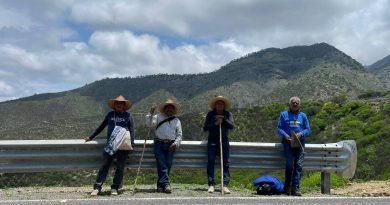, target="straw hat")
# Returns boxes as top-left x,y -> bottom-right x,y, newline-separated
208,95 -> 231,110
108,95 -> 132,110
159,98 -> 181,115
